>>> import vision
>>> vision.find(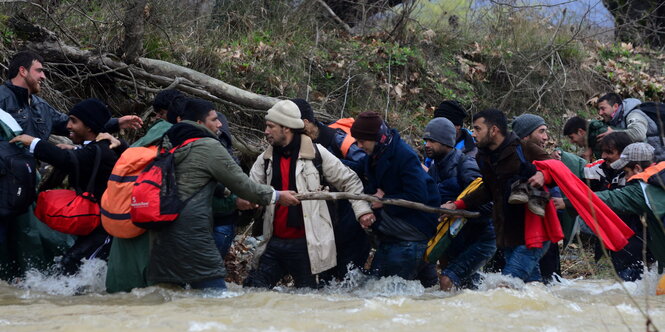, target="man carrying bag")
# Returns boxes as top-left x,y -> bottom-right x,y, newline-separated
11,99 -> 125,275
